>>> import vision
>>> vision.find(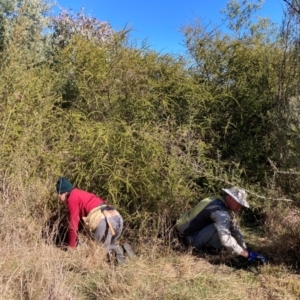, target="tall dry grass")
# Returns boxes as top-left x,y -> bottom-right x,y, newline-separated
0,177 -> 299,300
263,203 -> 300,267
0,227 -> 300,299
